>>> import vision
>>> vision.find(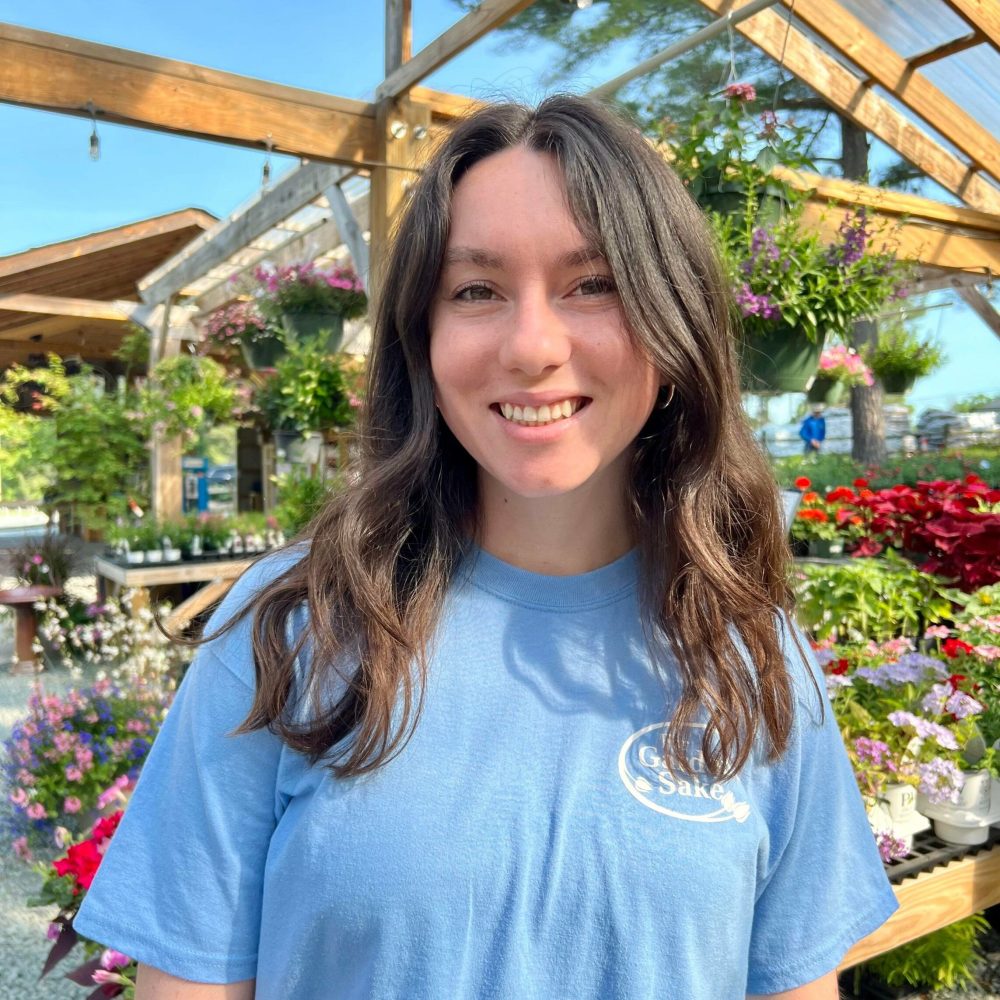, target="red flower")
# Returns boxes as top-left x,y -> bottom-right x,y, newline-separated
795,476 -> 811,490
53,839 -> 103,890
797,509 -> 829,522
801,491 -> 820,504
831,659 -> 850,675
853,478 -> 869,488
942,638 -> 974,659
827,487 -> 856,503
852,537 -> 883,558
92,811 -> 123,842
946,673 -> 967,691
